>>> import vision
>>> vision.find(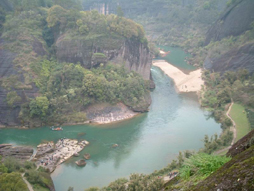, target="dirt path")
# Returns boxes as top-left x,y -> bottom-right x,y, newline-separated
214,102 -> 237,155
22,173 -> 34,191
